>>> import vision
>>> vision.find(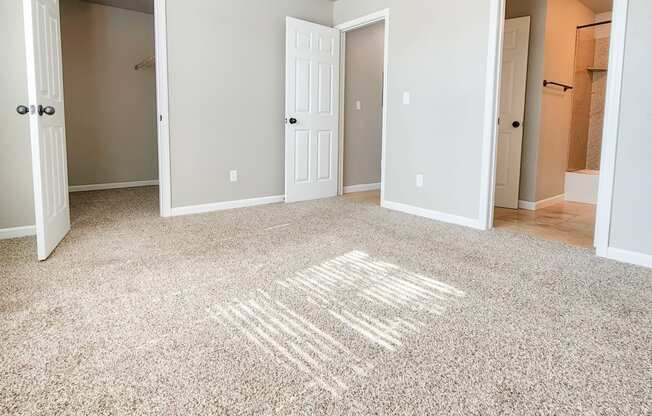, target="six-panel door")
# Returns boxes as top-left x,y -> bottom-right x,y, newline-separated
24,0 -> 71,260
495,17 -> 530,209
285,17 -> 341,203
